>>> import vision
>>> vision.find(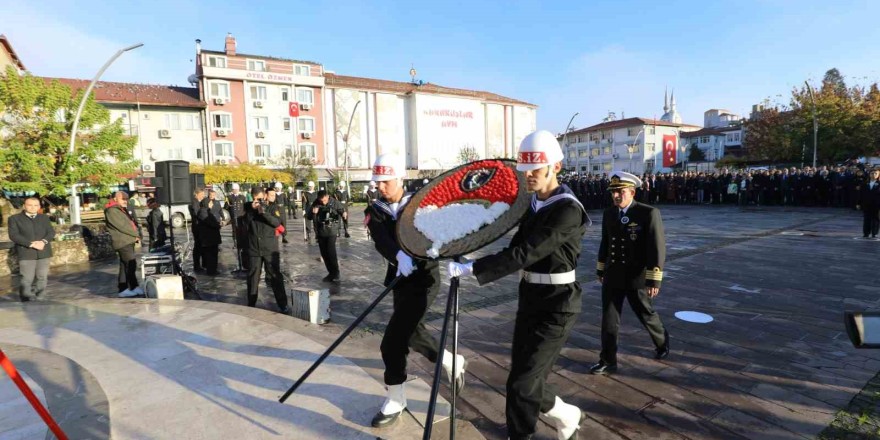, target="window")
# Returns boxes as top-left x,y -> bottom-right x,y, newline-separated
591,148 -> 600,156
603,146 -> 612,154
247,59 -> 266,71
627,127 -> 641,136
589,132 -> 599,142
164,114 -> 181,130
603,162 -> 613,171
294,65 -> 310,76
214,142 -> 233,157
283,145 -> 294,157
298,143 -> 317,160
207,56 -> 226,68
213,113 -> 232,129
252,116 -> 269,130
196,149 -> 203,160
254,144 -> 271,157
249,85 -> 267,100
627,145 -> 641,153
700,136 -> 710,144
580,166 -> 587,172
184,114 -> 201,130
280,87 -> 290,101
296,88 -> 314,105
647,126 -> 656,135
298,117 -> 315,133
578,150 -> 588,157
209,82 -> 230,100
168,148 -> 183,160
645,142 -> 655,153
282,117 -> 291,131
601,131 -> 607,140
